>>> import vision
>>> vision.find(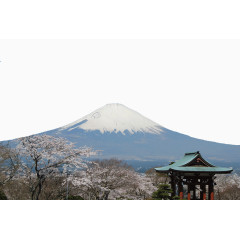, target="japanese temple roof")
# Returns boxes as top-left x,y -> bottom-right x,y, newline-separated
155,151 -> 233,174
